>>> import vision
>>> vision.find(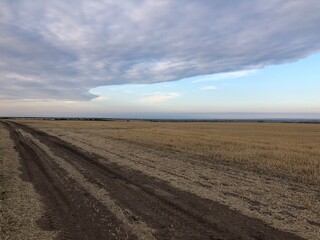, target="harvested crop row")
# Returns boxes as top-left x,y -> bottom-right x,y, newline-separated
0,122 -> 57,240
